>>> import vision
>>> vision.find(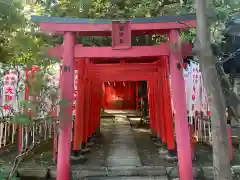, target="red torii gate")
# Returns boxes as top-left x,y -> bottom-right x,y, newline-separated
32,15 -> 196,180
